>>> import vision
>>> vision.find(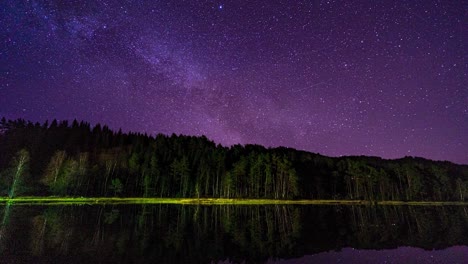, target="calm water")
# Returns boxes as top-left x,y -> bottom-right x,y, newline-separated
0,204 -> 467,263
